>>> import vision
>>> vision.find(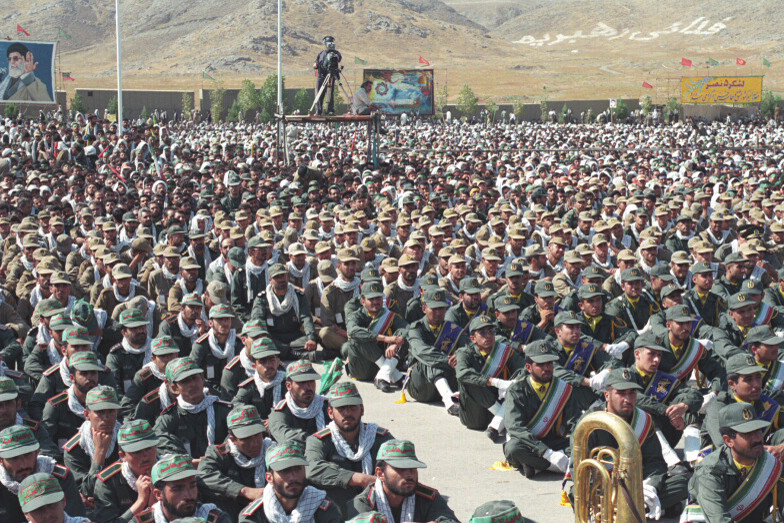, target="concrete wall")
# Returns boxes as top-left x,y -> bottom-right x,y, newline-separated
0,91 -> 67,116
681,104 -> 758,121
75,89 -> 195,118
442,98 -> 642,121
